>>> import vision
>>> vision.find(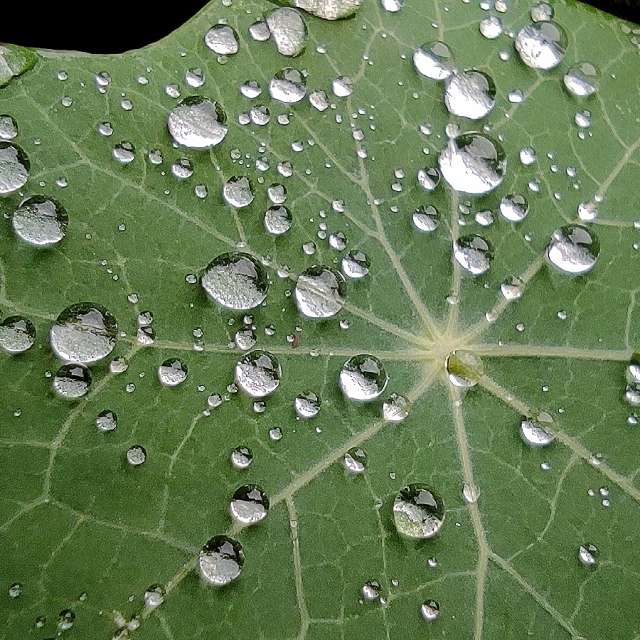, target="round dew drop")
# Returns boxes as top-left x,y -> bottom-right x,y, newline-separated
204,24 -> 239,55
53,364 -> 92,399
546,224 -> 599,275
265,7 -> 308,57
412,205 -> 439,233
229,484 -> 269,525
235,350 -> 282,398
231,446 -> 253,470
12,196 -> 69,247
199,535 -> 245,586
294,266 -> 347,319
413,41 -> 455,81
294,391 -> 321,418
0,142 -> 30,195
0,316 -> 35,354
420,599 -> 440,622
167,96 -> 228,149
578,543 -> 599,568
264,205 -> 292,236
201,252 -> 268,311
222,176 -> 255,209
564,62 -> 599,98
446,350 -> 484,388
50,302 -> 118,364
269,68 -> 307,103
444,70 -> 496,120
393,484 -> 445,539
453,234 -> 493,276
383,393 -> 410,422
158,358 -> 188,387
520,414 -> 555,447
341,250 -> 370,279
515,21 -> 567,70
127,445 -> 147,466
343,447 -> 367,474
339,354 -> 388,402
96,409 -> 117,432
